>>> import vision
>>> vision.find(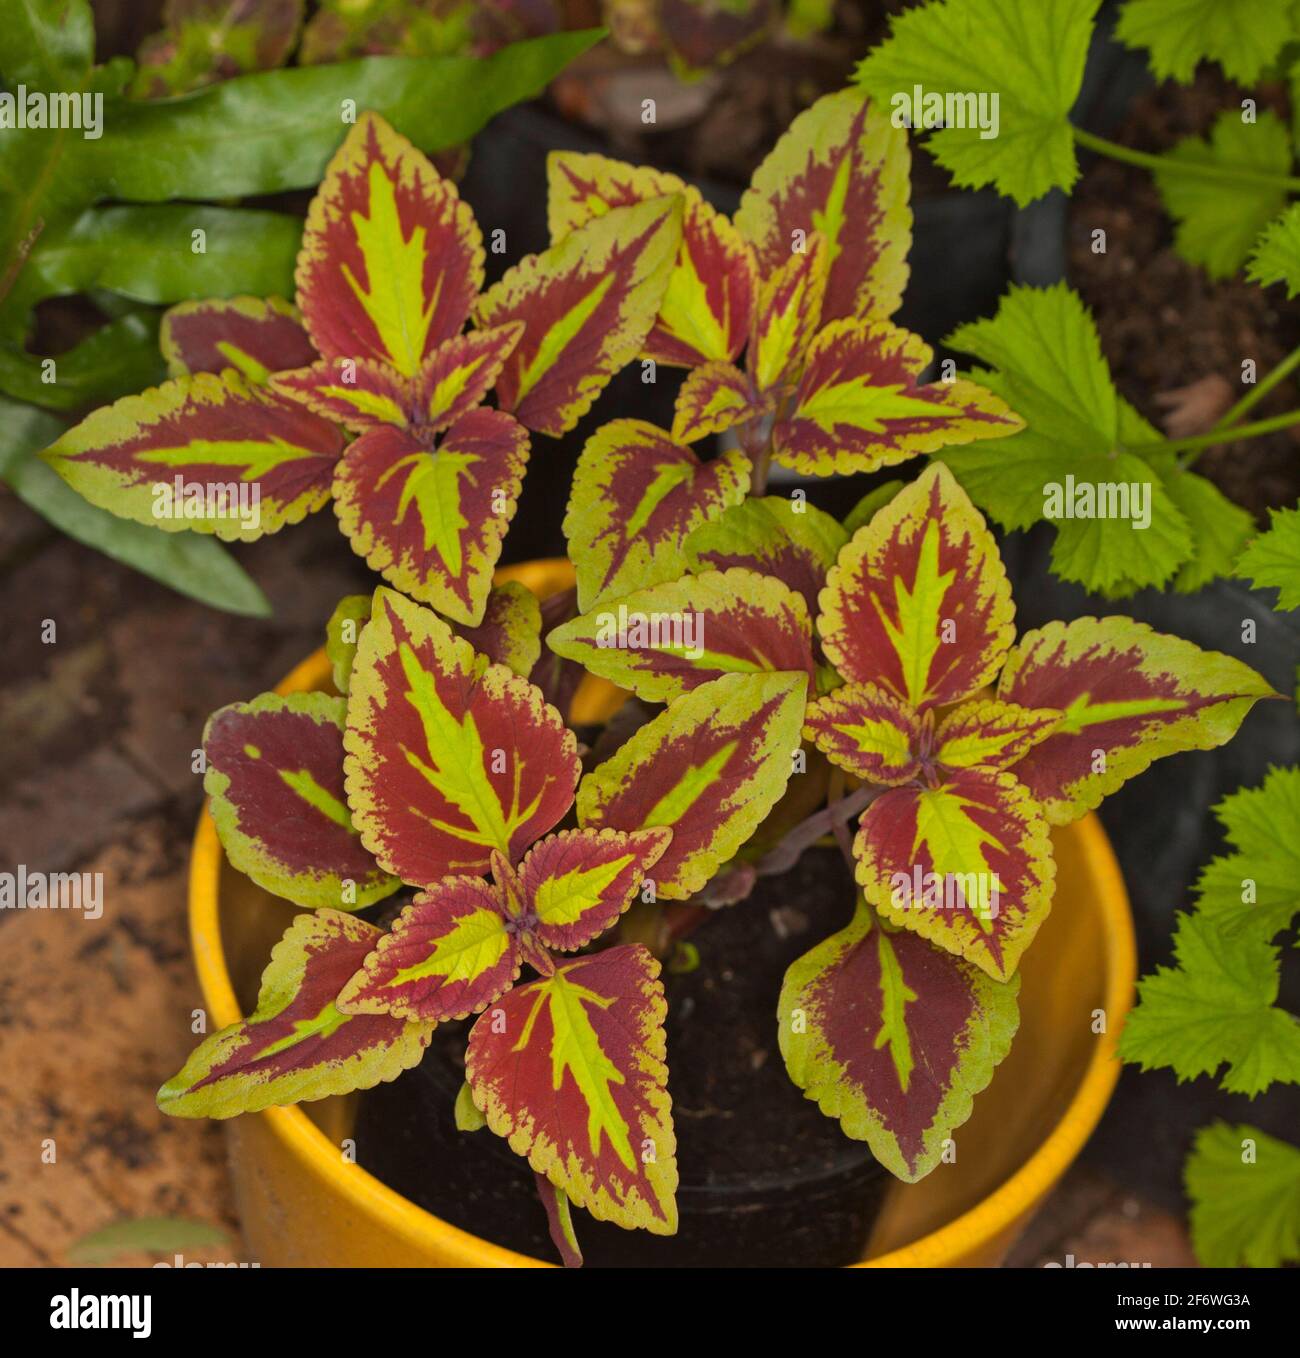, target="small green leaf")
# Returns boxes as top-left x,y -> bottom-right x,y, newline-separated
1185,1123 -> 1300,1267
66,1216 -> 228,1265
1115,0 -> 1296,84
455,1079 -> 487,1132
1238,502 -> 1300,608
1247,203 -> 1300,298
